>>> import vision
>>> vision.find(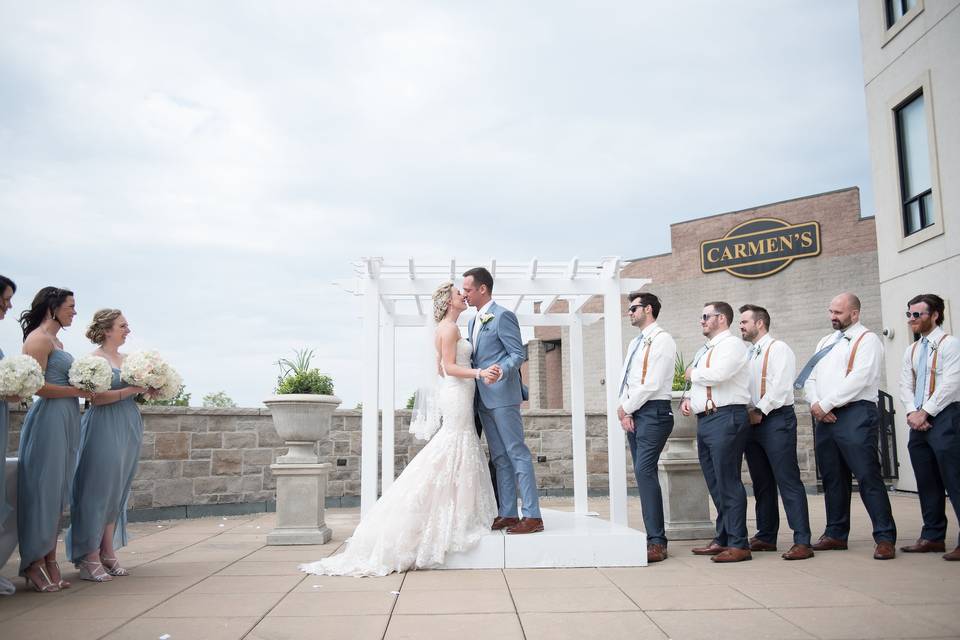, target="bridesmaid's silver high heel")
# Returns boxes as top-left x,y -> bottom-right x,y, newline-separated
100,556 -> 129,577
46,560 -> 71,589
78,560 -> 113,582
24,564 -> 60,592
